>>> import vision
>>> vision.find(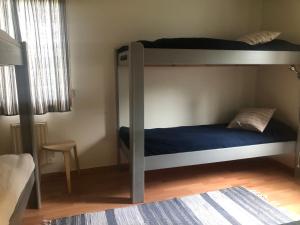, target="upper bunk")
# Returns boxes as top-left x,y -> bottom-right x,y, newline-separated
117,38 -> 300,66
0,30 -> 23,66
